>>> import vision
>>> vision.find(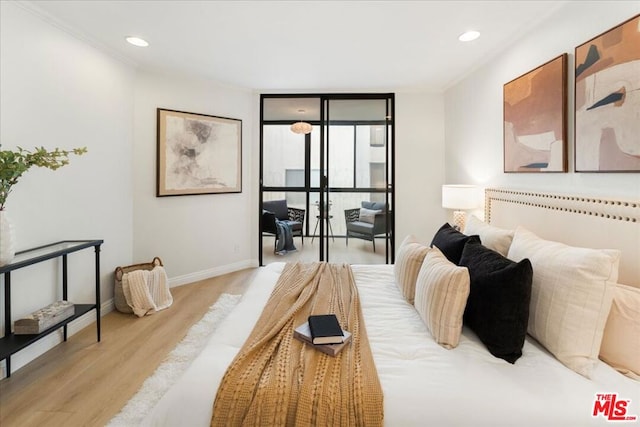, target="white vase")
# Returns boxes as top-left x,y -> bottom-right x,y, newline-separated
0,210 -> 16,265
